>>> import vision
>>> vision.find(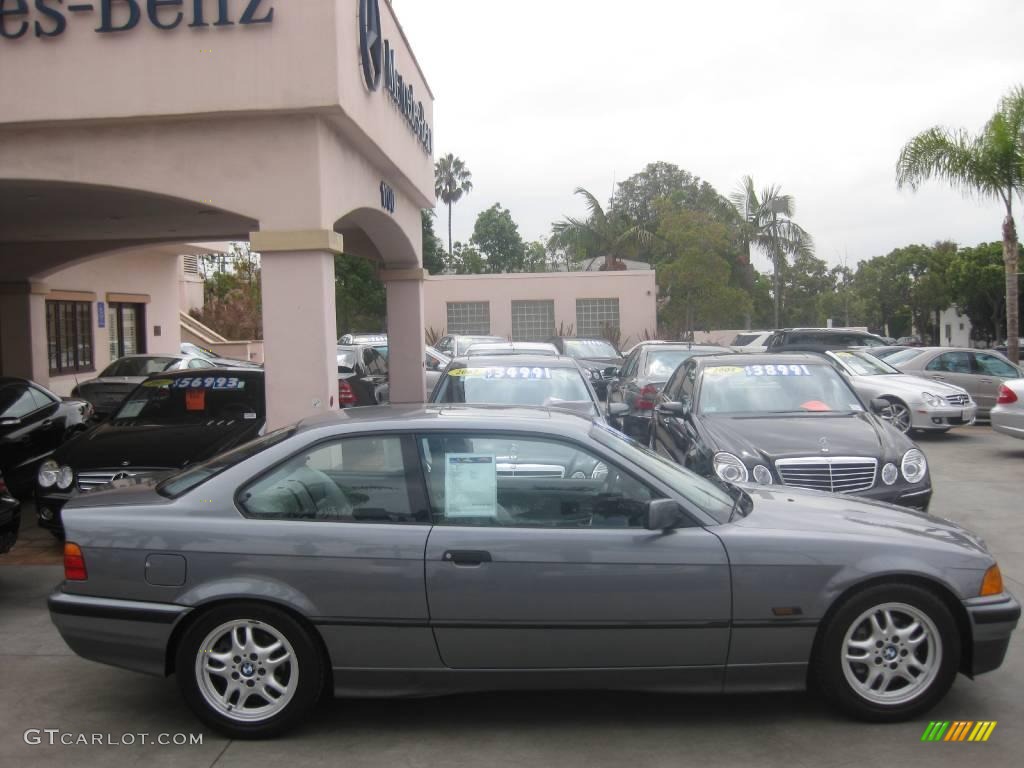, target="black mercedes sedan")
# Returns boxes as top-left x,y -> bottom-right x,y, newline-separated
607,341 -> 733,440
36,368 -> 265,537
649,354 -> 932,509
0,377 -> 93,497
545,337 -> 624,400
